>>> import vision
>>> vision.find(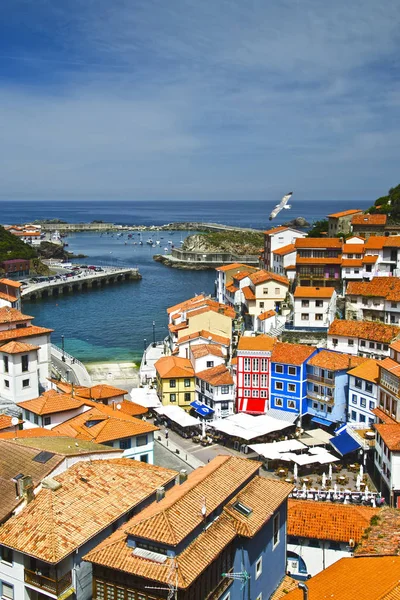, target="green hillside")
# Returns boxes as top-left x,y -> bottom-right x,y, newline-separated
0,226 -> 38,262
366,184 -> 400,221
